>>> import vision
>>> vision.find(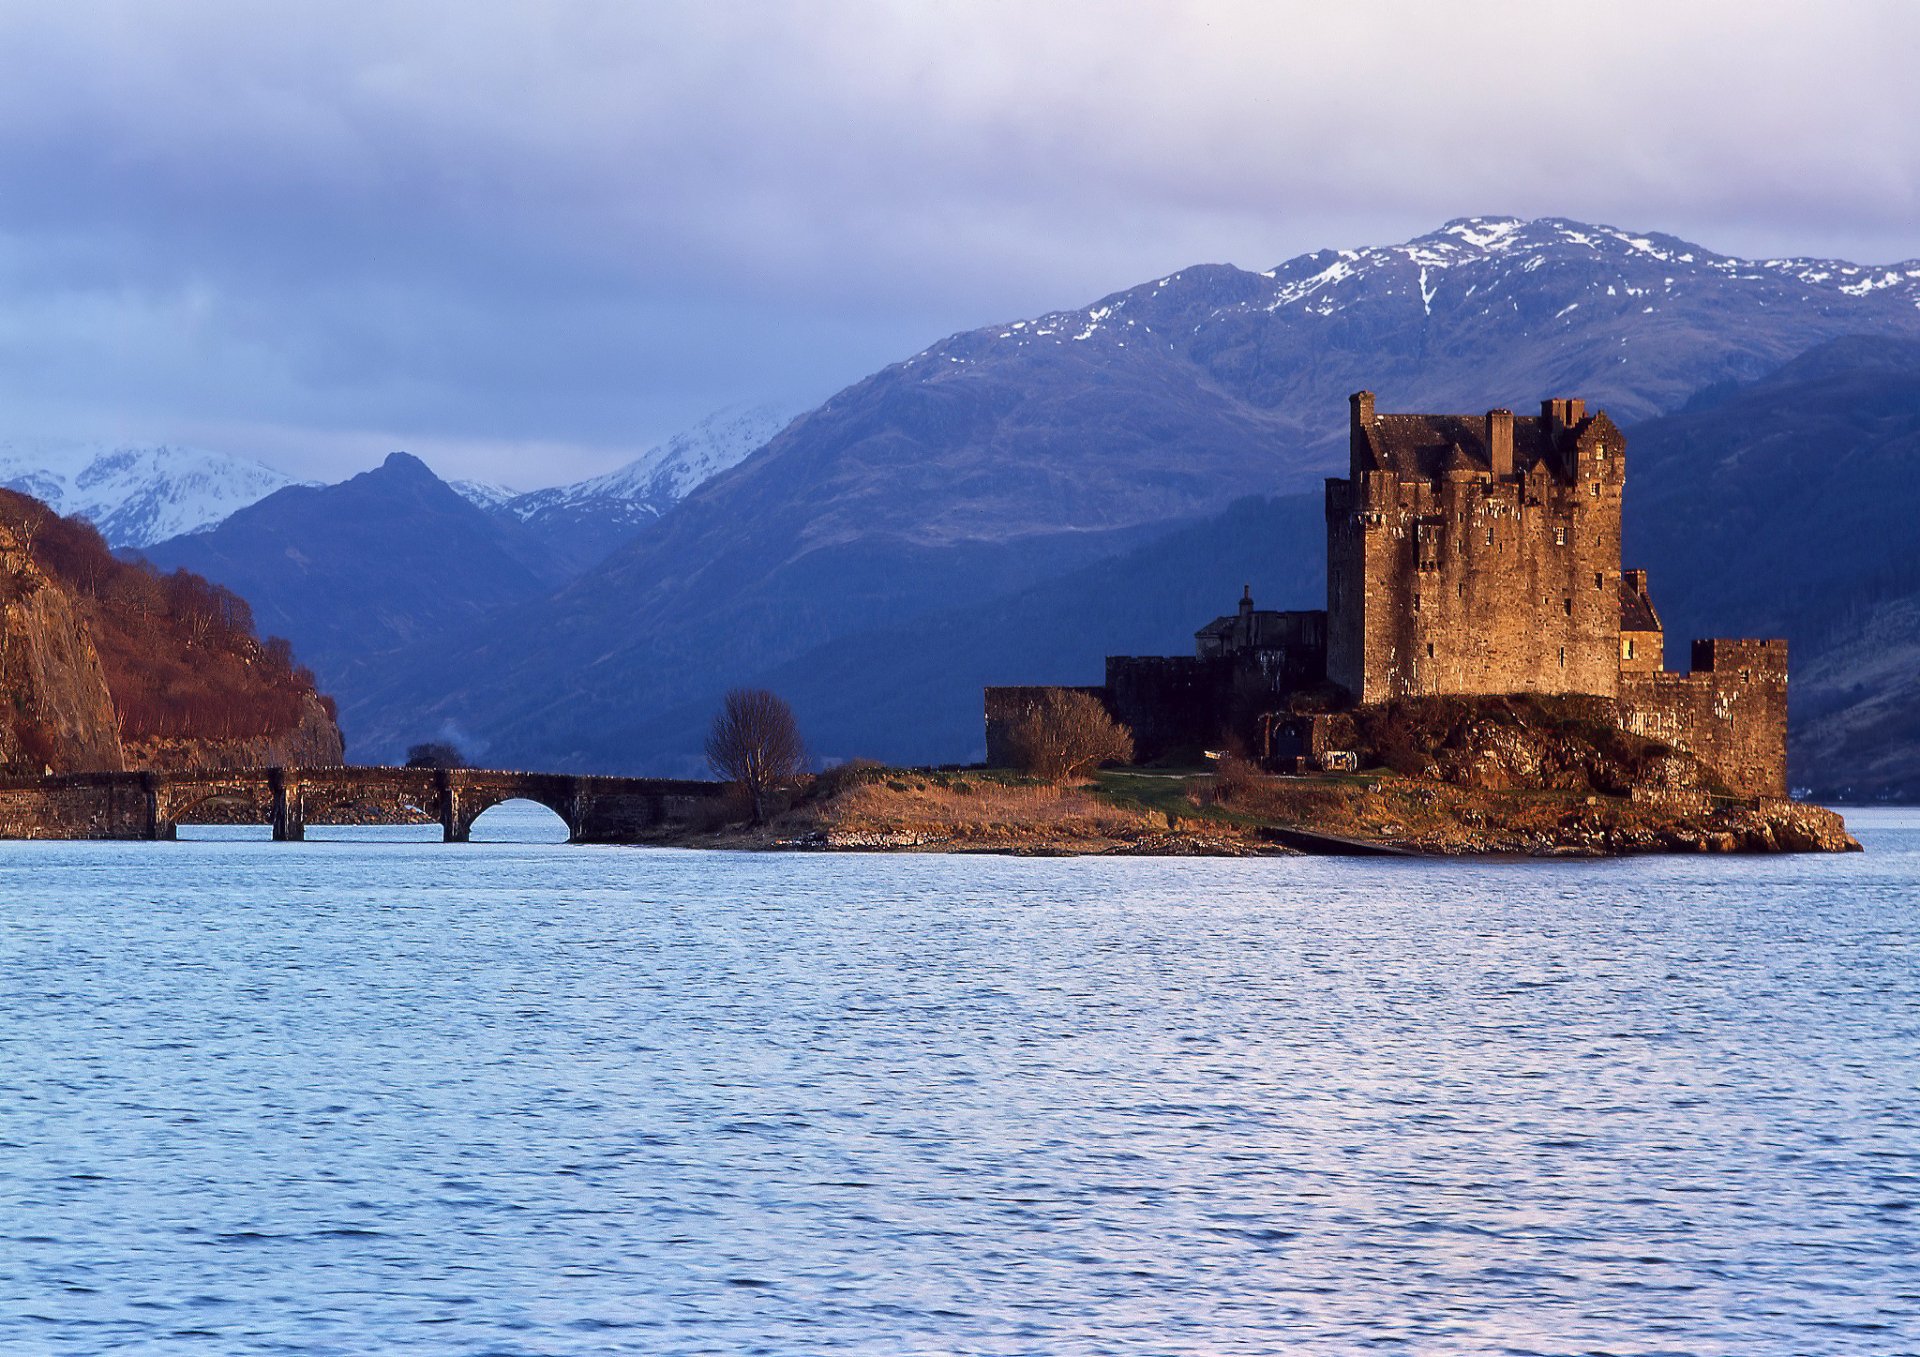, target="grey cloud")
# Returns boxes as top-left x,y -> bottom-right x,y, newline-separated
0,0 -> 1913,486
